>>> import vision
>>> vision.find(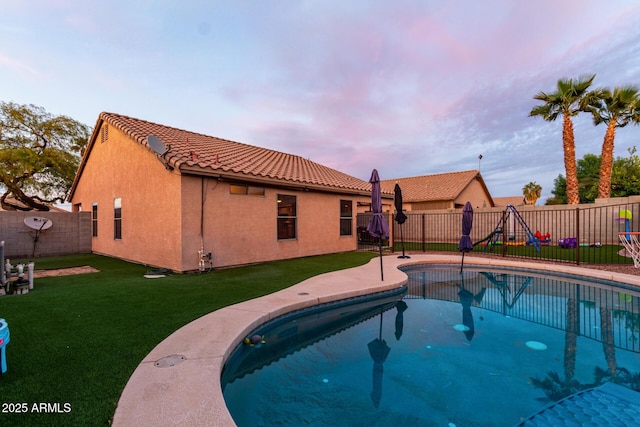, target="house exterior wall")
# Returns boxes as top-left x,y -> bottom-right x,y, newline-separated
455,180 -> 492,209
408,200 -> 453,210
178,176 -> 370,270
70,123 -> 185,271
